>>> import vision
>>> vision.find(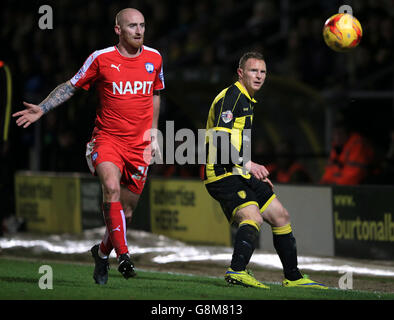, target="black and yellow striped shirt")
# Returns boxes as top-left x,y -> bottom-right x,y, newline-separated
204,81 -> 256,184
